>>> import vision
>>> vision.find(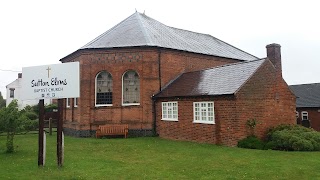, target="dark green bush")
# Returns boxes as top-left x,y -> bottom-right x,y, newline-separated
45,104 -> 58,112
267,125 -> 320,151
264,141 -> 277,150
24,111 -> 38,120
23,119 -> 38,132
237,136 -> 265,150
